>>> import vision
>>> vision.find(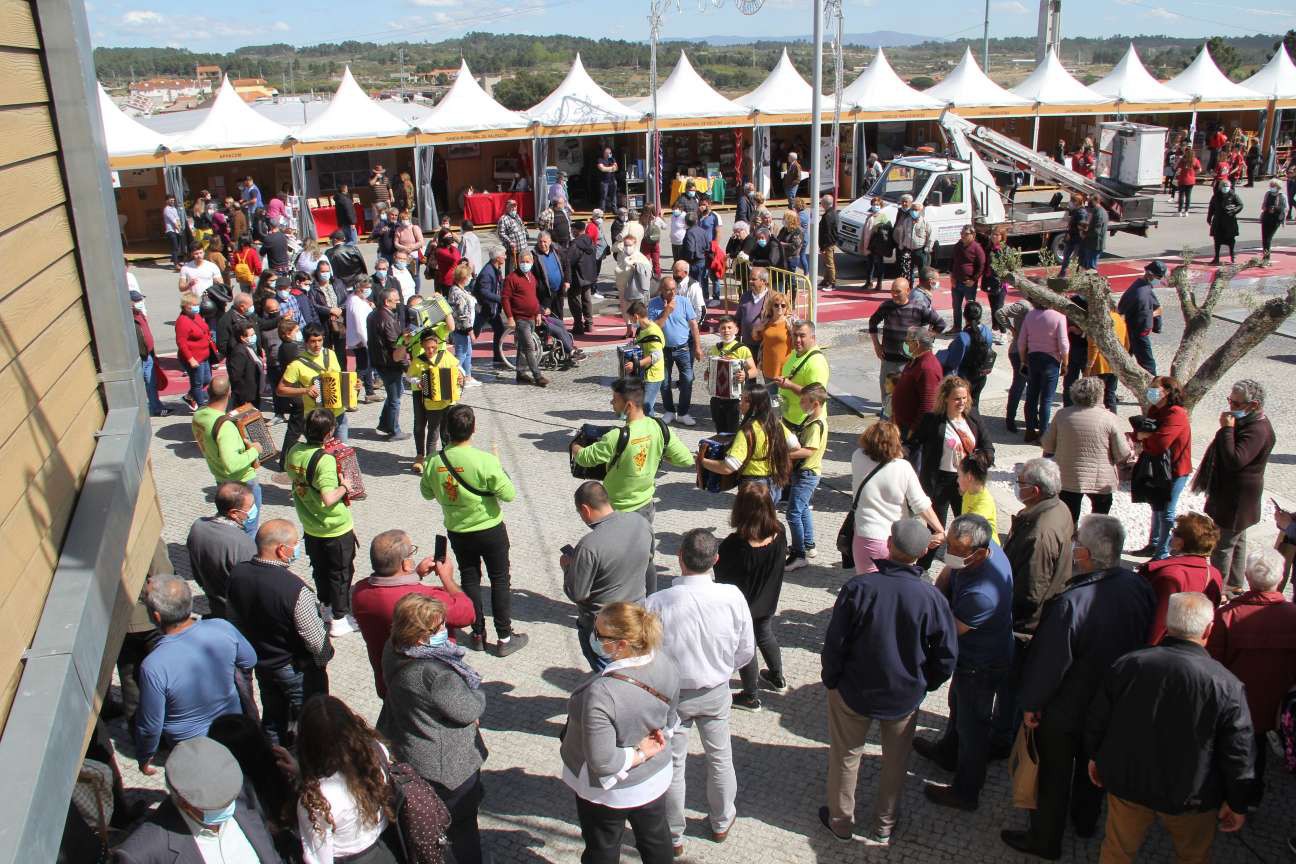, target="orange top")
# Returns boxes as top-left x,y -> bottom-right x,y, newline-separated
758,318 -> 791,379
